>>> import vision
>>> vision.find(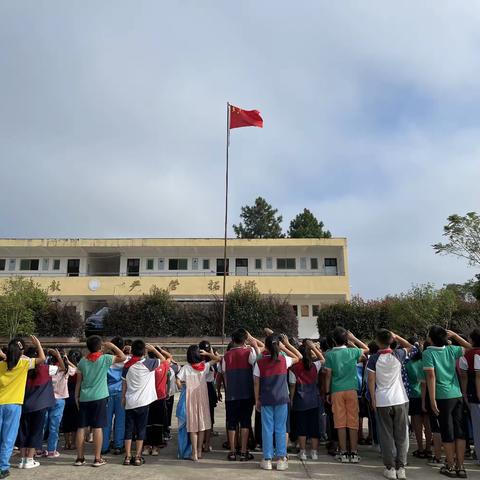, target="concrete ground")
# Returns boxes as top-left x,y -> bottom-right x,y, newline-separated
8,400 -> 480,480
